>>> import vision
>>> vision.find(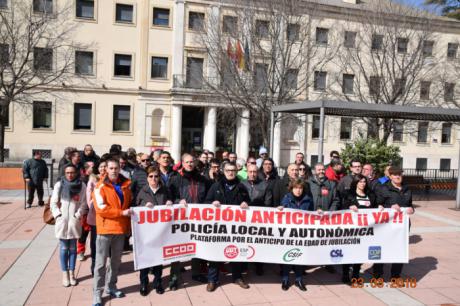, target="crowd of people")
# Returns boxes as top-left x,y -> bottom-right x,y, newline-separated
22,144 -> 414,306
